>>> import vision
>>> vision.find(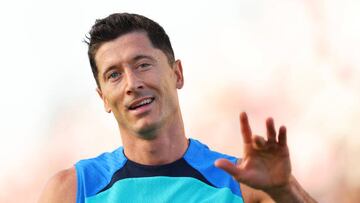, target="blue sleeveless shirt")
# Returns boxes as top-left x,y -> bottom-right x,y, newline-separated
75,138 -> 244,202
